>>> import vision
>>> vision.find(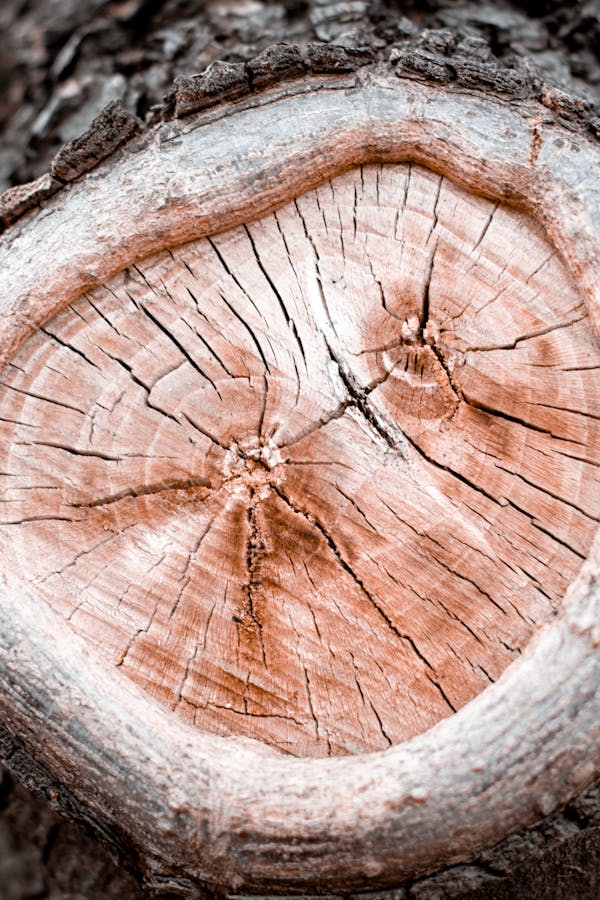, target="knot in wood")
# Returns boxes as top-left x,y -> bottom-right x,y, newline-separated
373,331 -> 460,424
222,440 -> 282,493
